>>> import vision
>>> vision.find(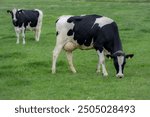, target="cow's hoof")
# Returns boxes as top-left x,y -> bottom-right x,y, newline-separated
96,69 -> 100,73
102,73 -> 108,77
52,70 -> 56,74
36,39 -> 40,42
72,71 -> 77,73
